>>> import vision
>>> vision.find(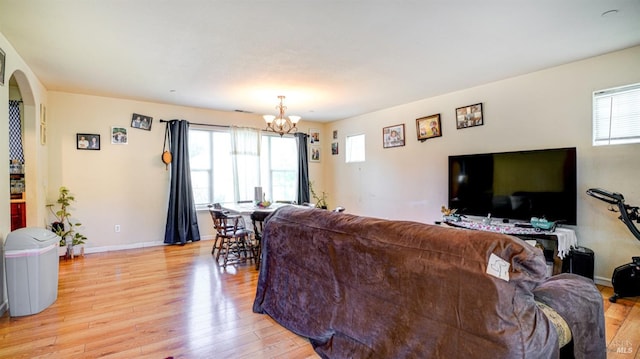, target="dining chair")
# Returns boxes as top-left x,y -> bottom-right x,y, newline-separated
209,207 -> 253,268
250,210 -> 272,270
